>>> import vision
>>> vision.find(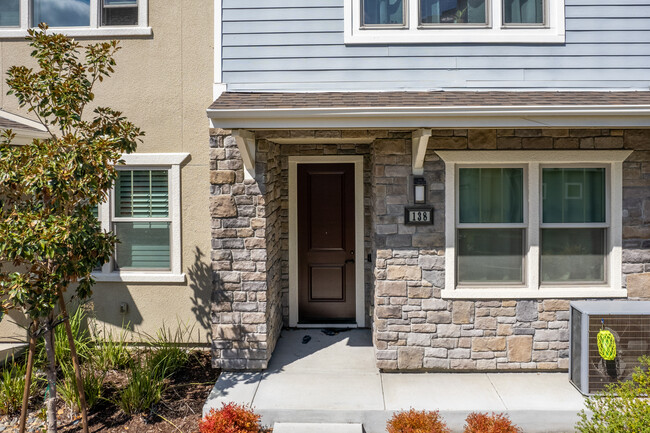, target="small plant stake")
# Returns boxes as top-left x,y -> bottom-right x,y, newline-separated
58,291 -> 89,433
18,320 -> 38,433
